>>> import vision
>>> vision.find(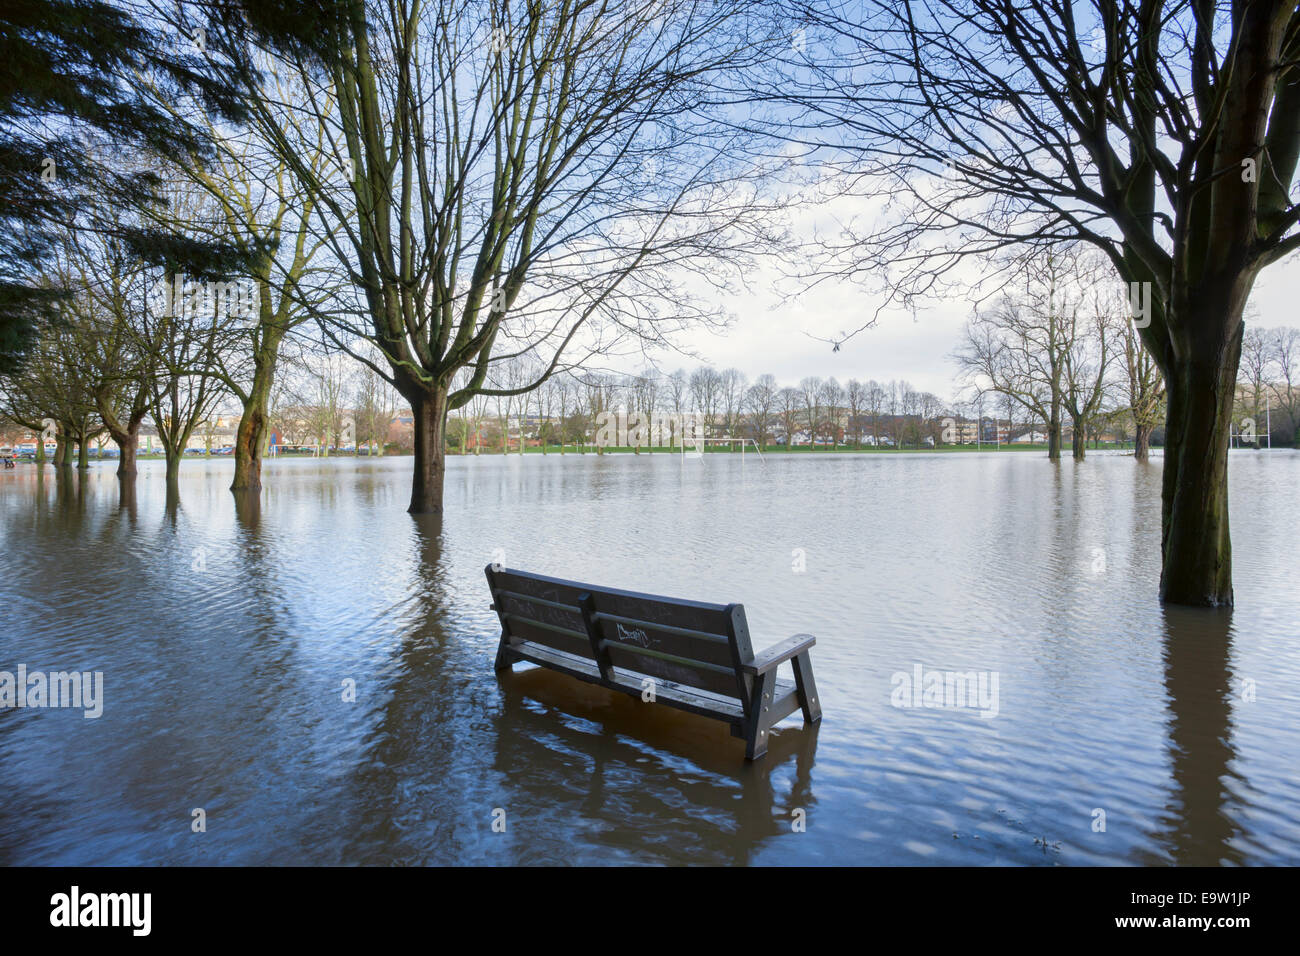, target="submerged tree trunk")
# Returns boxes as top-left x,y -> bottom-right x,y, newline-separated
231,347 -> 279,492
1134,423 -> 1152,463
1047,402 -> 1062,460
77,438 -> 89,470
1157,312 -> 1243,607
408,388 -> 448,514
165,446 -> 182,483
116,429 -> 139,478
118,475 -> 137,516
1071,419 -> 1086,461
